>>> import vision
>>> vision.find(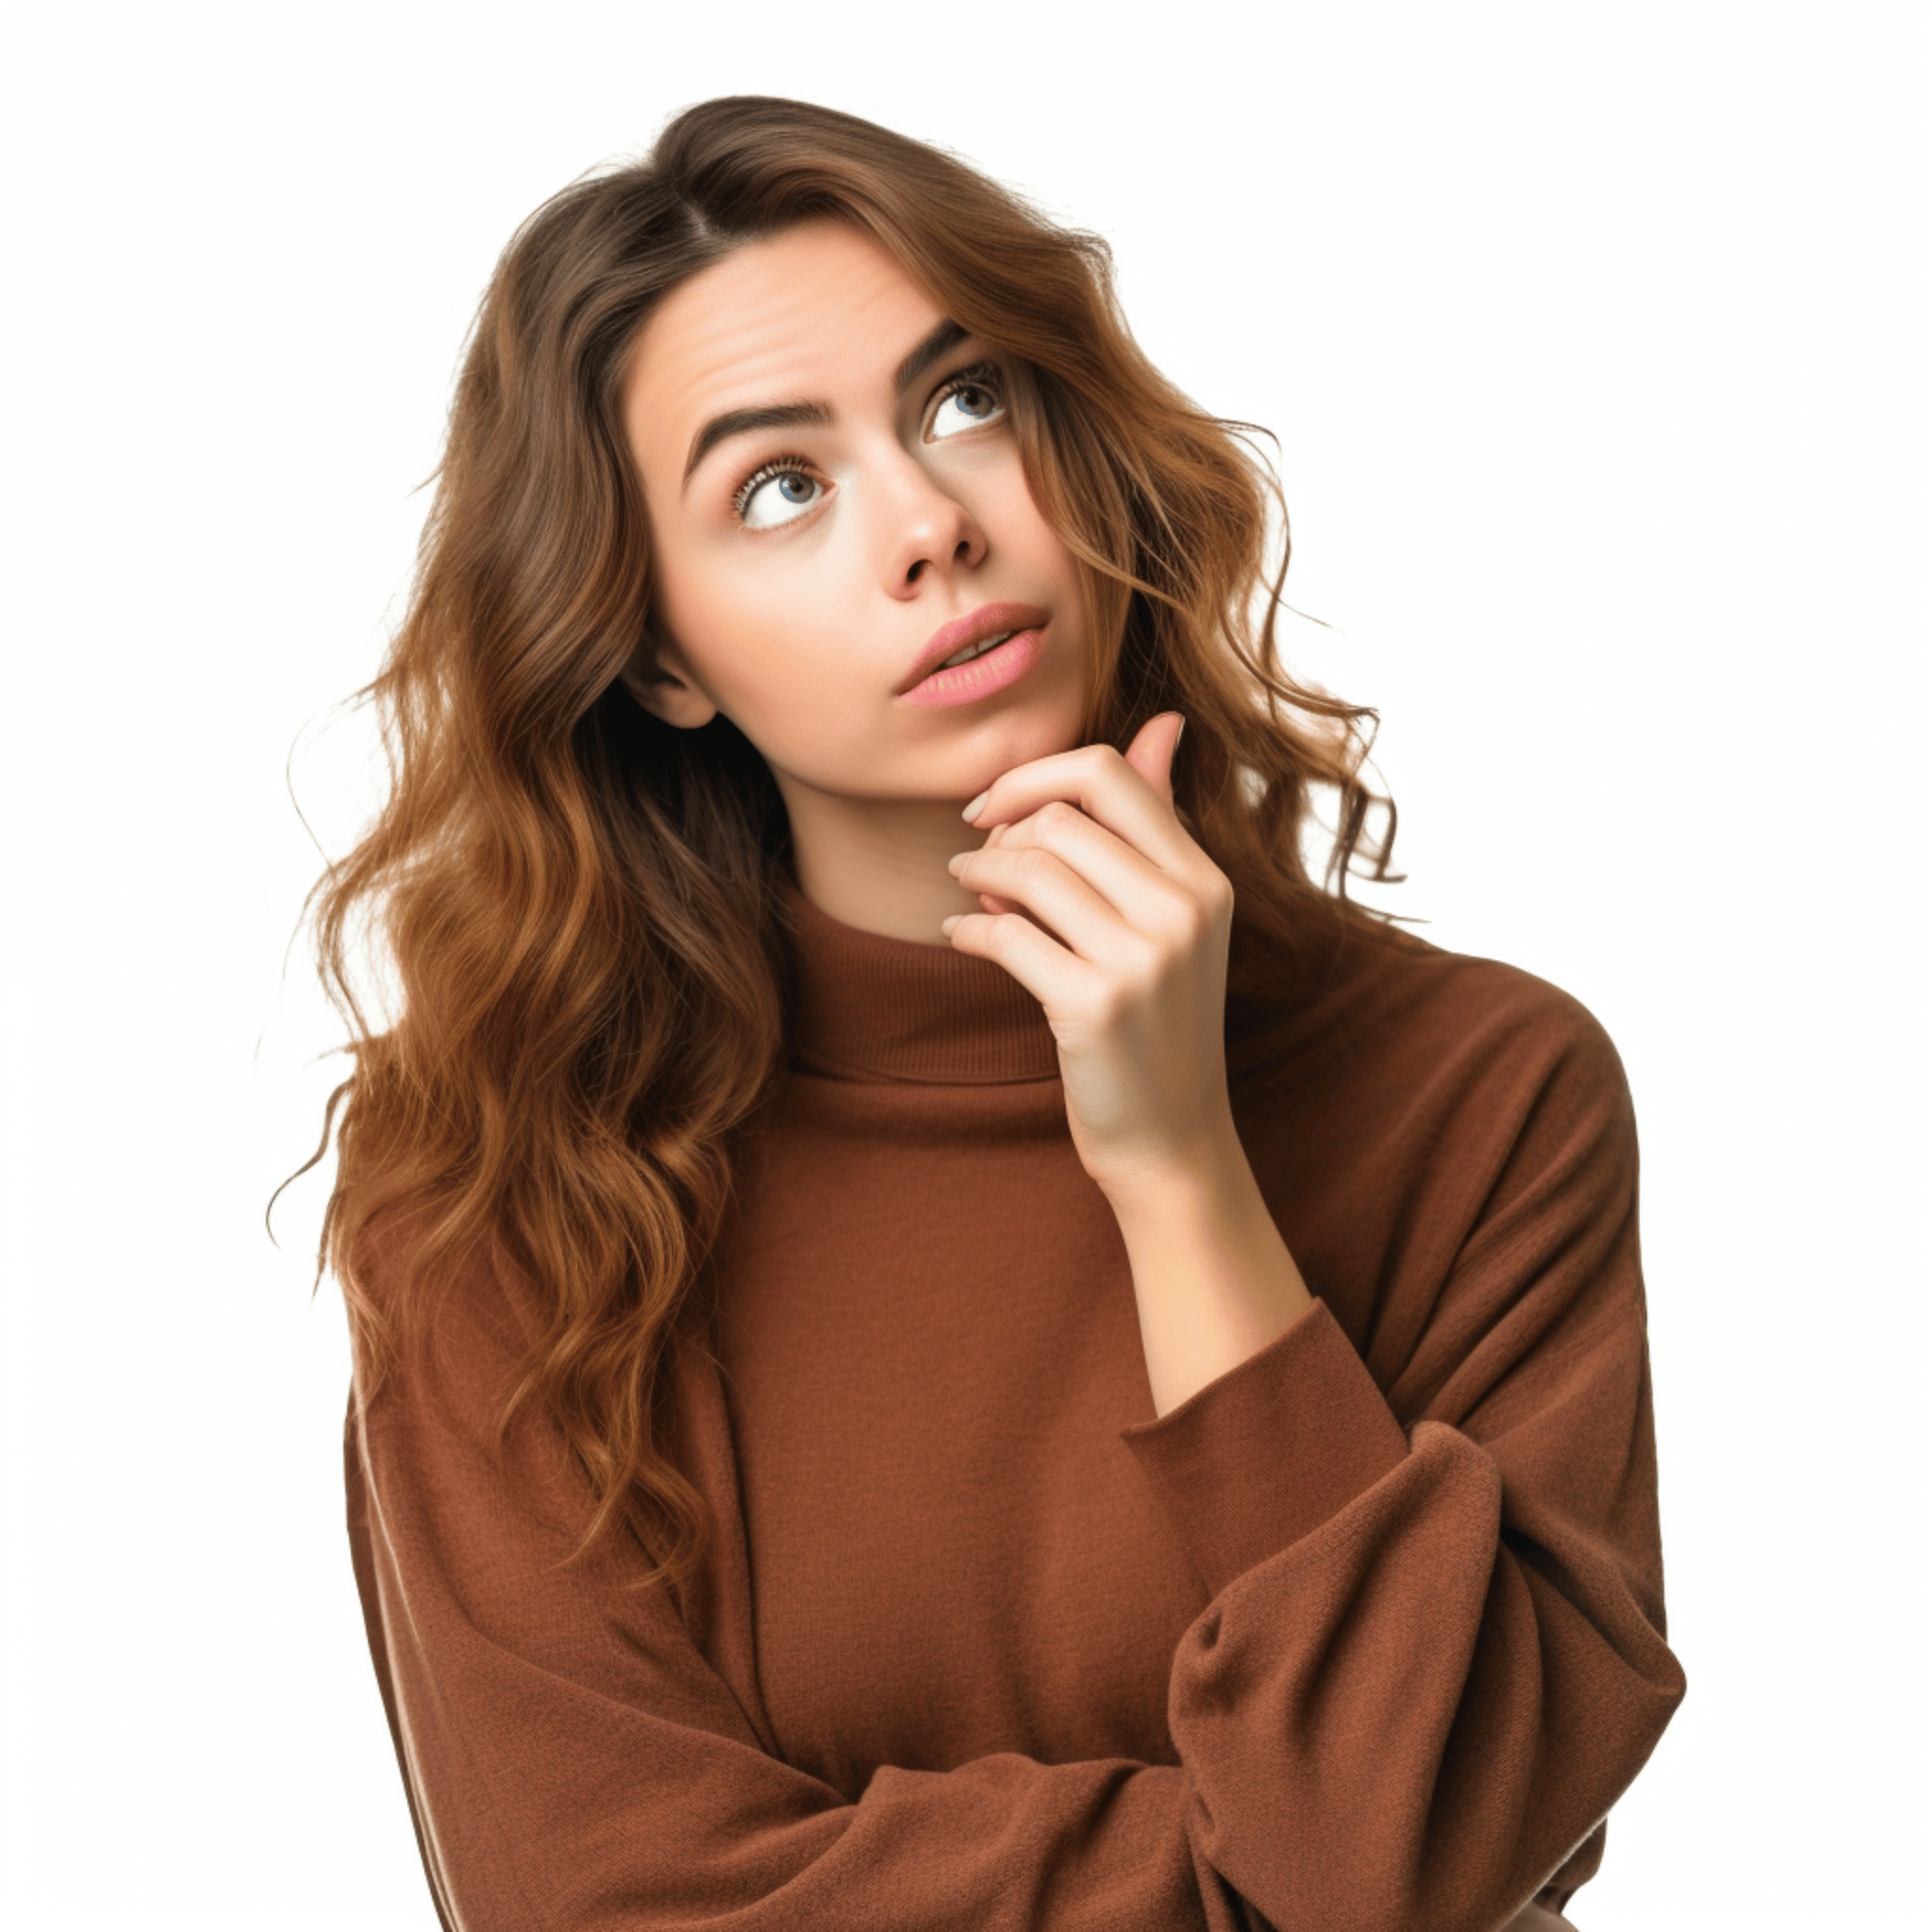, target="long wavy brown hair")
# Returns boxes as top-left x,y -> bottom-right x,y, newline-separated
306,95 -> 1402,1586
